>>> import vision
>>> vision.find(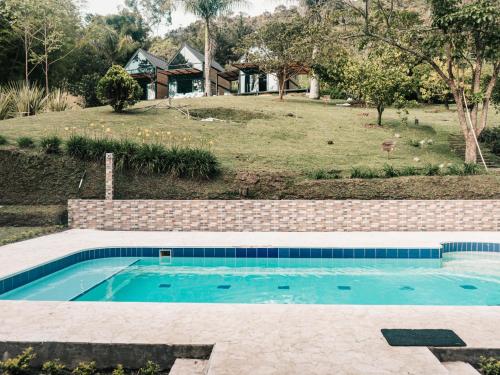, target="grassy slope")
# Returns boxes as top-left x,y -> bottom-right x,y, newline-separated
2,95 -> 497,174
